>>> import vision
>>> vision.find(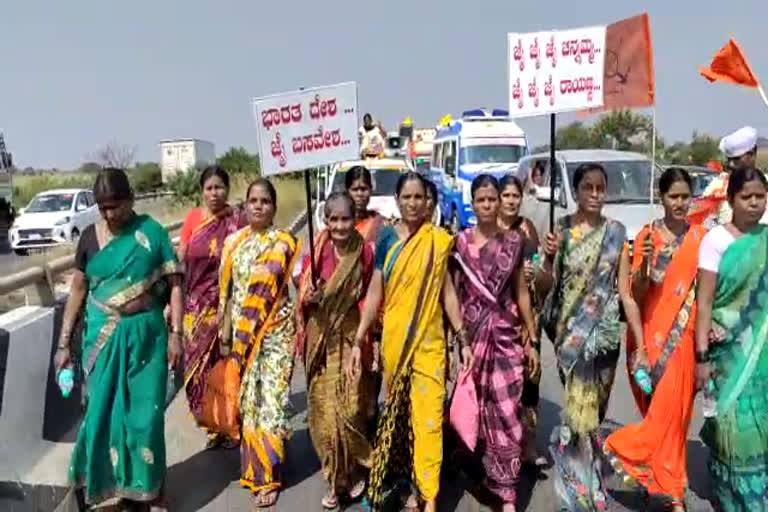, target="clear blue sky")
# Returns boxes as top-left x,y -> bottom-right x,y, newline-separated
2,0 -> 767,169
